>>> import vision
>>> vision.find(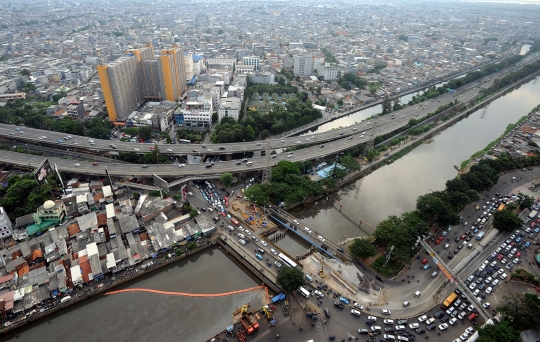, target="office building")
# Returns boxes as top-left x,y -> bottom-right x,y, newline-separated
159,48 -> 187,102
293,54 -> 314,76
242,56 -> 261,71
0,207 -> 13,238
